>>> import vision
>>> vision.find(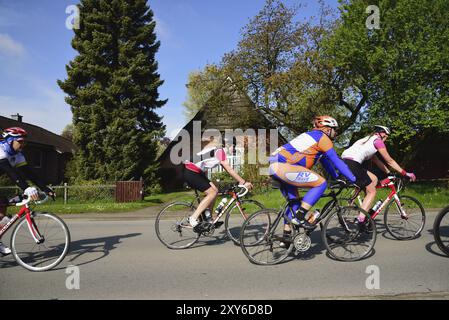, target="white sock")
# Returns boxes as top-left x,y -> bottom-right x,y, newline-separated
189,216 -> 199,227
